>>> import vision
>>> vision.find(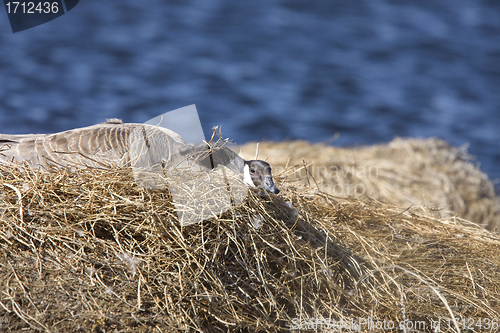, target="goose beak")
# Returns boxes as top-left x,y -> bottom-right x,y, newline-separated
260,176 -> 280,194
